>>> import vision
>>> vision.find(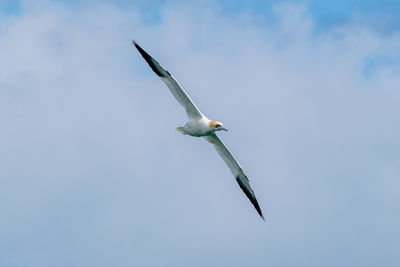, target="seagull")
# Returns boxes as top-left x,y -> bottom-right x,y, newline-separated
133,41 -> 264,220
